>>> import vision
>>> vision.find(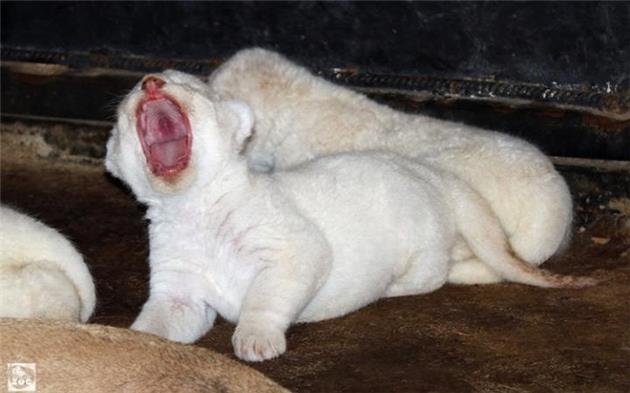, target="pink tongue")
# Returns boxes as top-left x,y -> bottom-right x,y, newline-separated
141,98 -> 190,173
150,138 -> 187,169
